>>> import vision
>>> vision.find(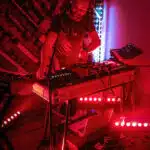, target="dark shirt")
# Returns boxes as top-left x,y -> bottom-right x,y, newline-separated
50,11 -> 95,67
